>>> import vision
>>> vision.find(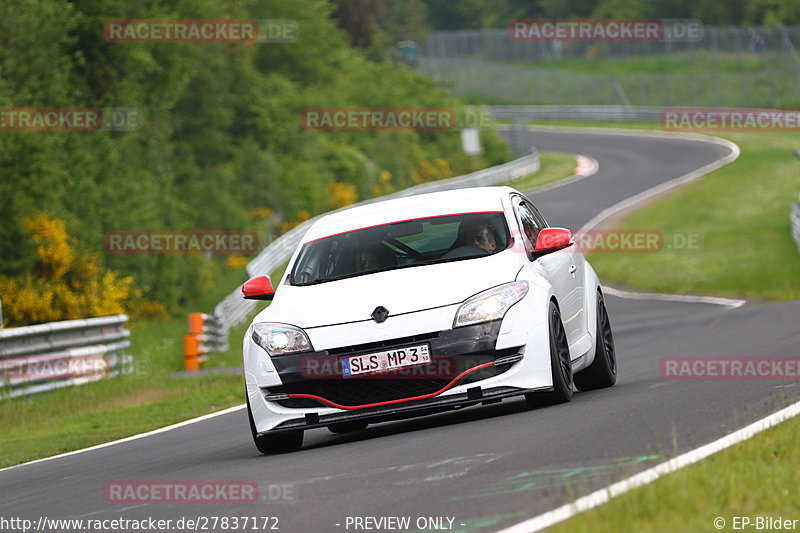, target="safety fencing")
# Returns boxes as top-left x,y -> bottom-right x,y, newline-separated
181,148 -> 541,371
422,26 -> 800,64
0,314 -> 132,399
415,55 -> 800,109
